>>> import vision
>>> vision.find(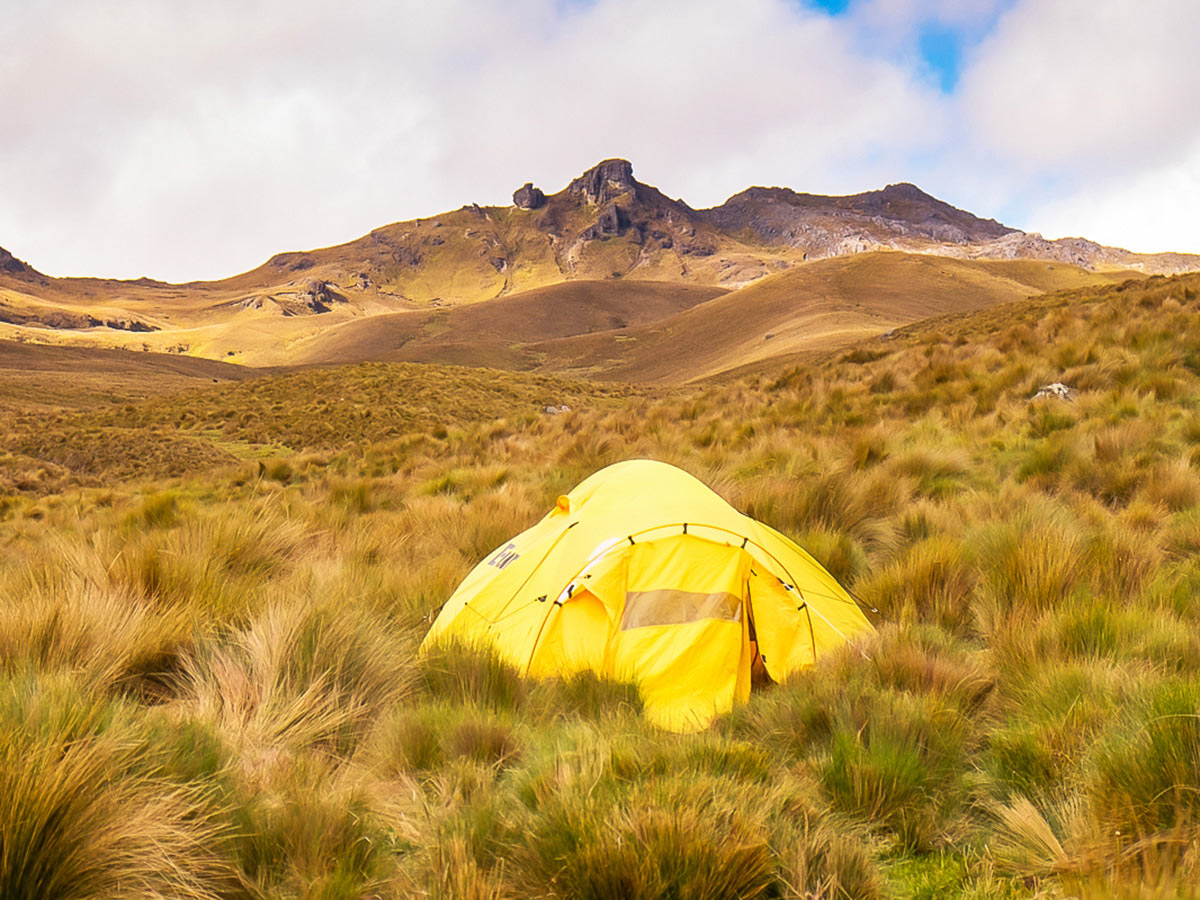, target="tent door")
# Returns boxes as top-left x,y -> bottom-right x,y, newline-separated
607,536 -> 753,731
